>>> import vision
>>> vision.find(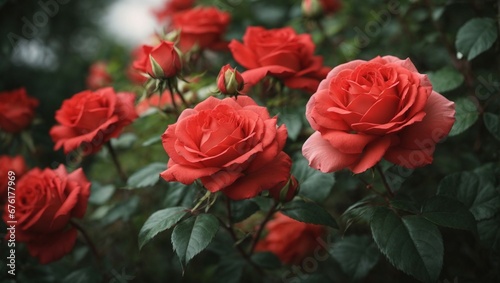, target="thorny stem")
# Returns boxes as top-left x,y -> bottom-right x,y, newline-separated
375,165 -> 395,198
70,219 -> 101,261
249,202 -> 278,255
106,142 -> 127,183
